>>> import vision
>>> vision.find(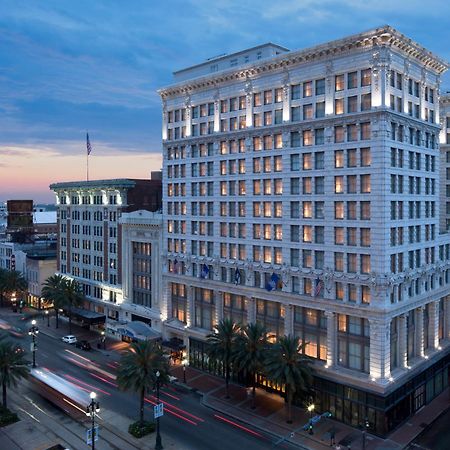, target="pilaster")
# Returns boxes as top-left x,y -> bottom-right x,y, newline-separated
284,304 -> 294,336
369,318 -> 391,381
428,300 -> 440,350
325,311 -> 336,368
415,306 -> 425,357
246,297 -> 256,324
214,290 -> 223,327
398,314 -> 408,368
186,286 -> 194,327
